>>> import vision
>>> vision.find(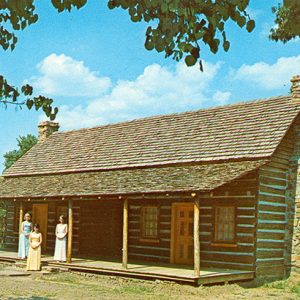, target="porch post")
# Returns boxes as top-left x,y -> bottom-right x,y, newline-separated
122,198 -> 128,269
194,197 -> 200,277
67,199 -> 73,264
19,201 -> 24,233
